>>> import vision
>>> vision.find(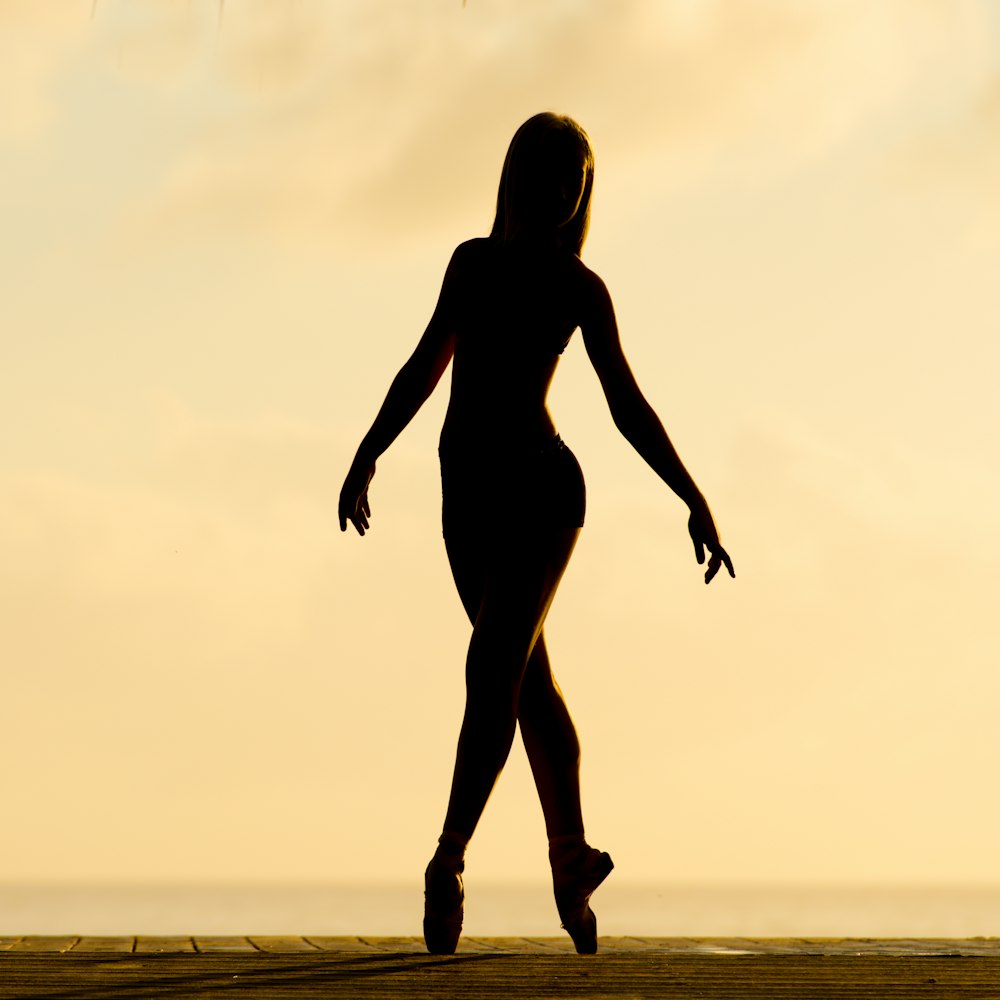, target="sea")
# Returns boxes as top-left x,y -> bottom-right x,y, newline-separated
2,883 -> 999,939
